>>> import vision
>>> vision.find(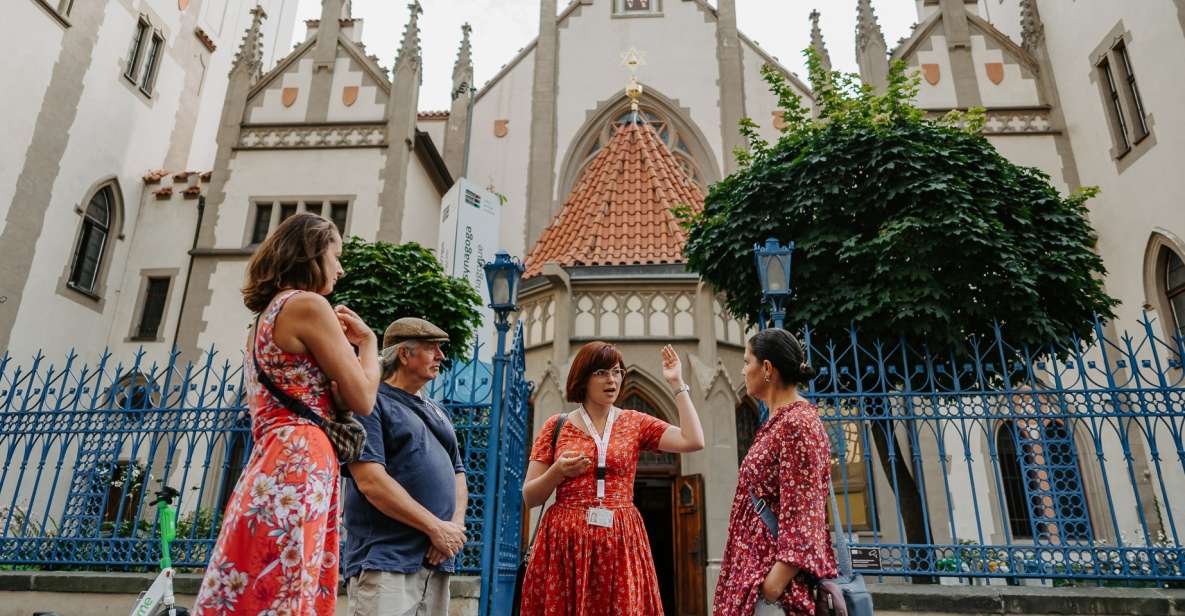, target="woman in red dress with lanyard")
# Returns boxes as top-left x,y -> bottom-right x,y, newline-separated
713,329 -> 838,615
519,341 -> 705,615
